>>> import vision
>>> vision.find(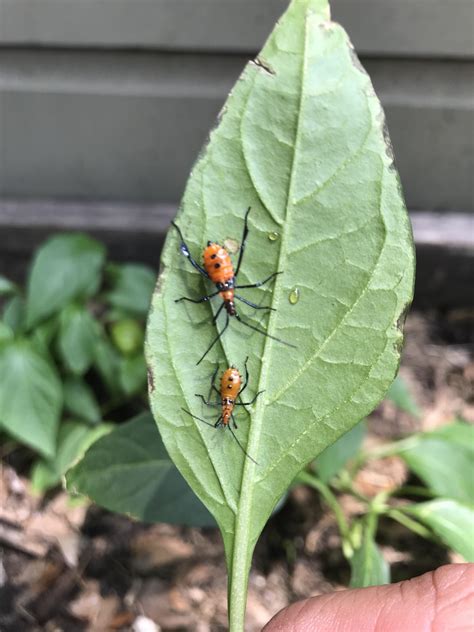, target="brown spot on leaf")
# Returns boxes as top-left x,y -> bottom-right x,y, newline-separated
147,367 -> 155,393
